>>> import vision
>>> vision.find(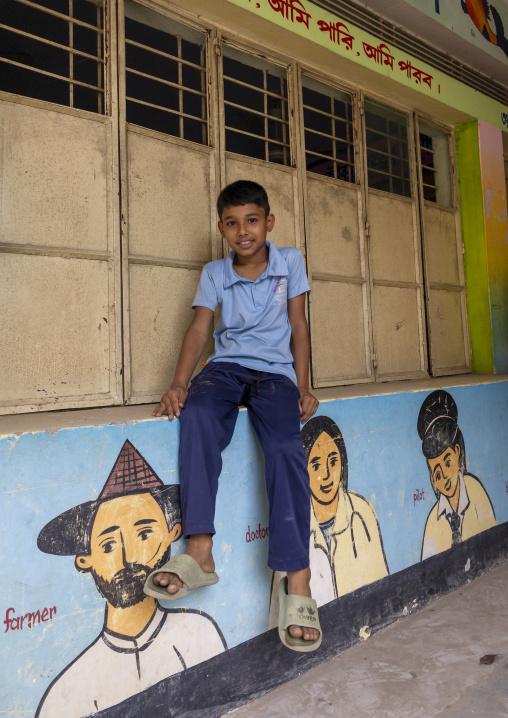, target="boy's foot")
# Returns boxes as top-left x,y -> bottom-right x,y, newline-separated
286,567 -> 320,642
152,533 -> 215,596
